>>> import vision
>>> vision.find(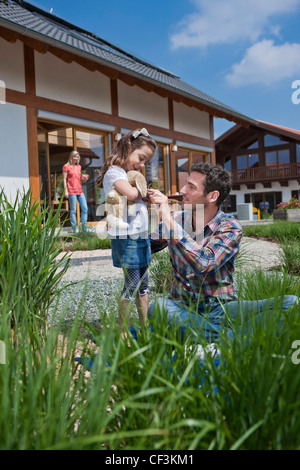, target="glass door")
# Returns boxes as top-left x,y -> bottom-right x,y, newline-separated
175,150 -> 189,193
75,129 -> 107,222
37,121 -> 108,223
145,144 -> 167,193
48,126 -> 74,202
174,150 -> 208,193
